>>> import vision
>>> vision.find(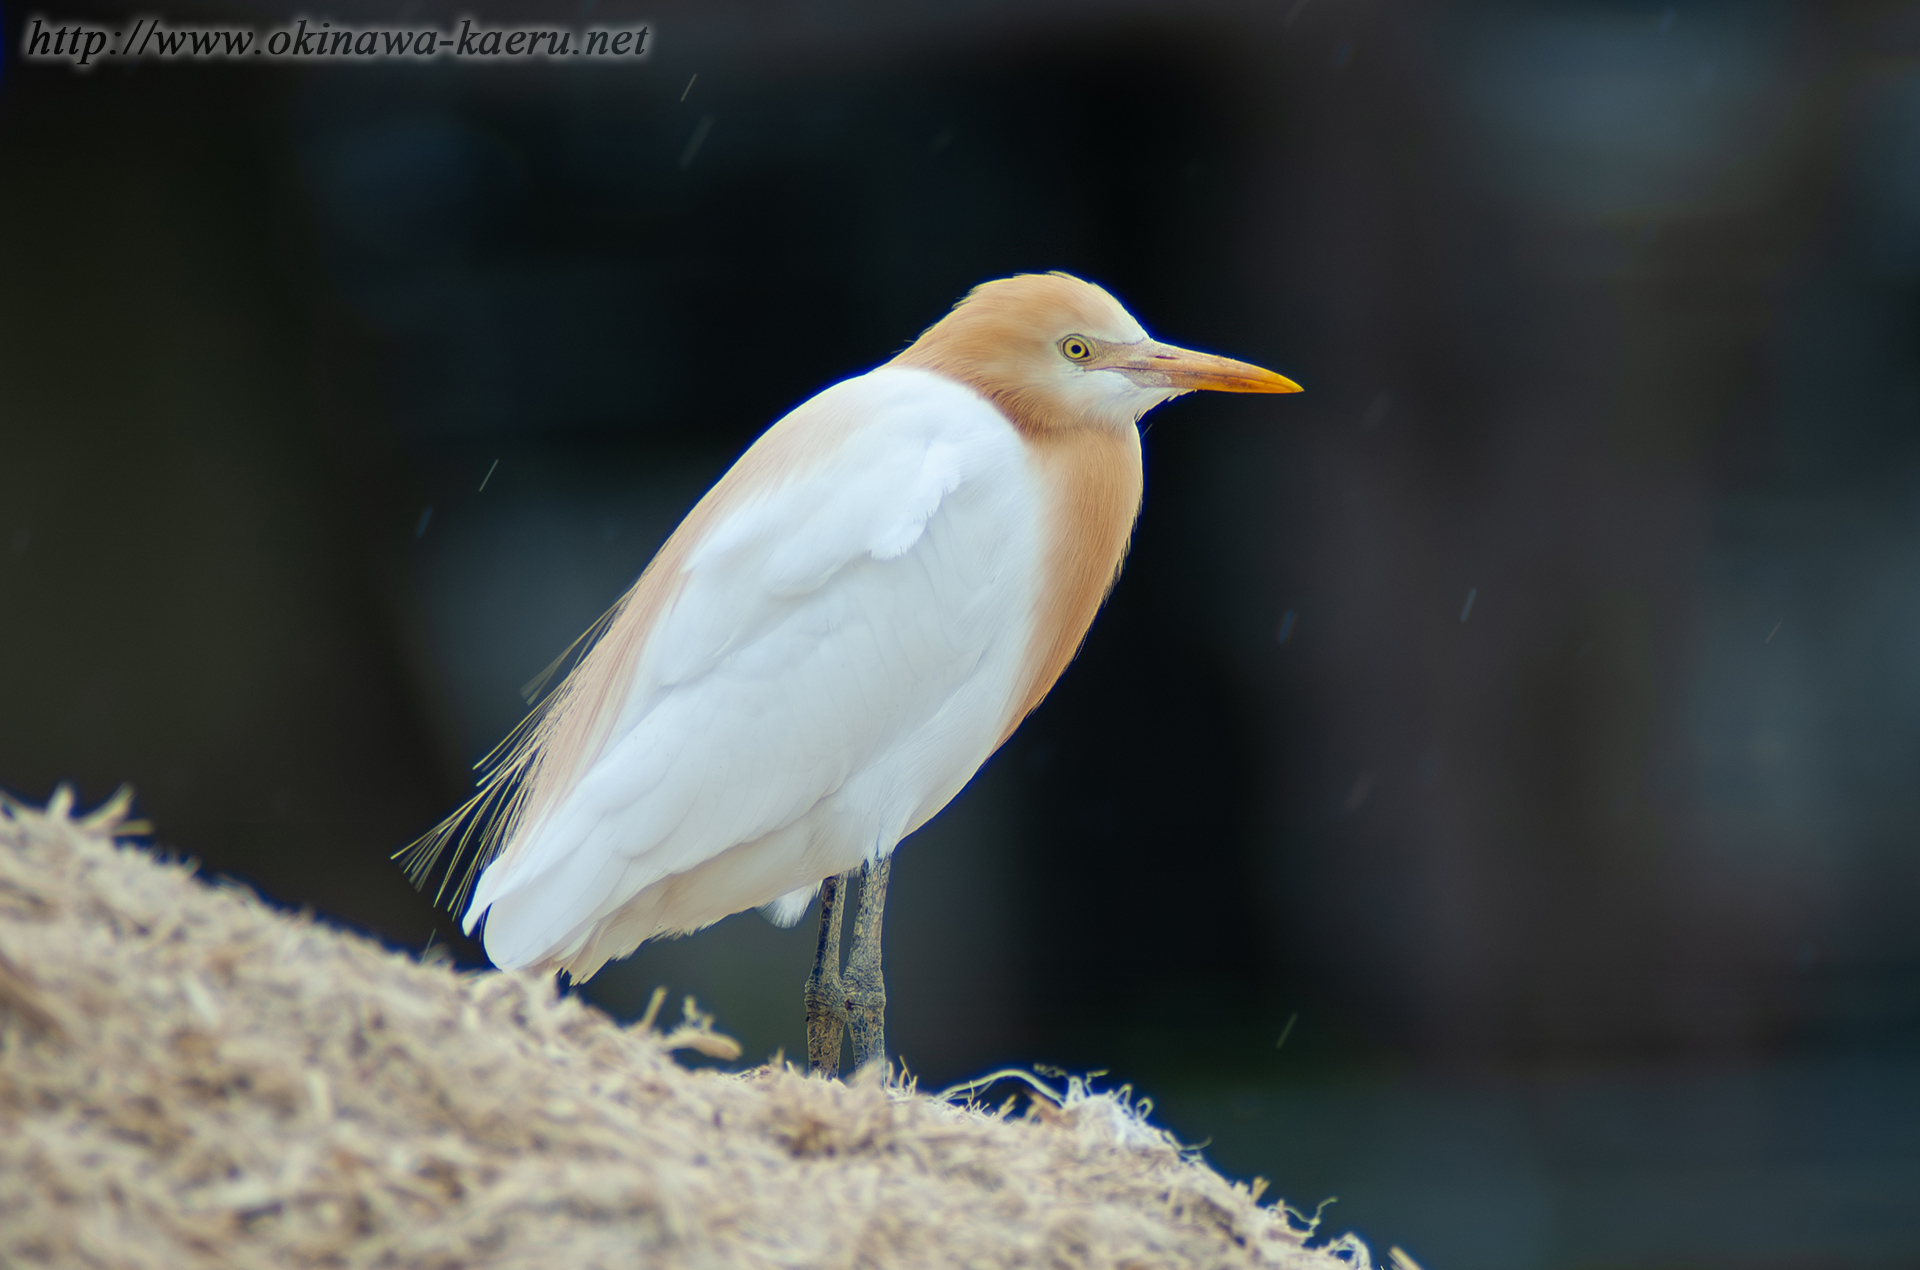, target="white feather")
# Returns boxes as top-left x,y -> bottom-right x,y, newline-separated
463,367 -> 1043,974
